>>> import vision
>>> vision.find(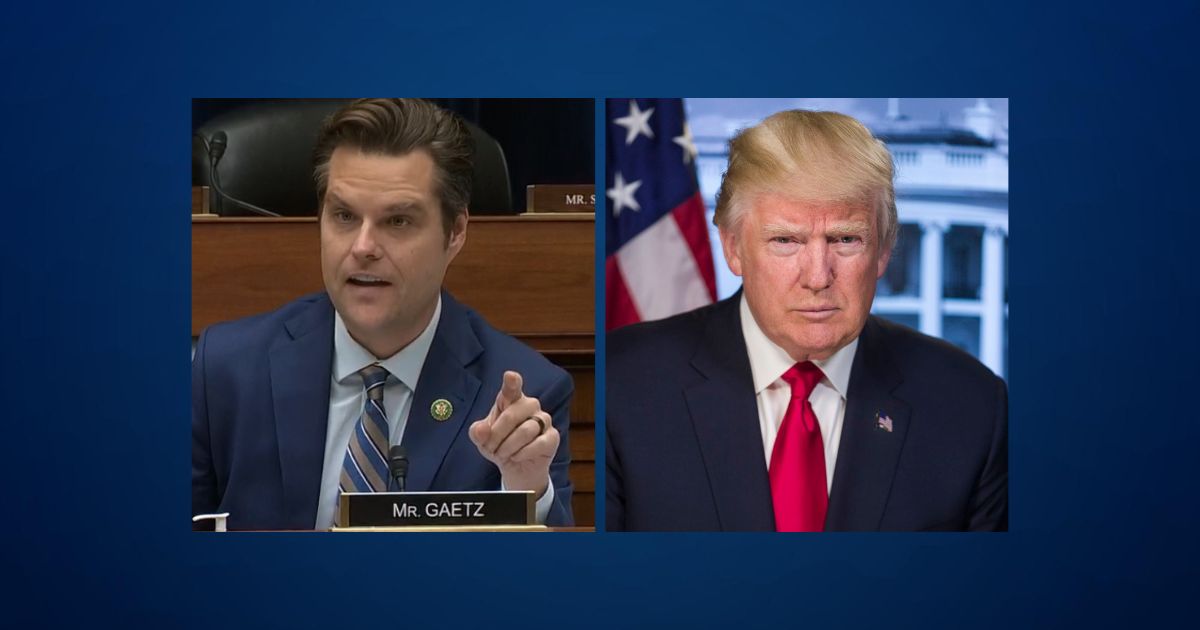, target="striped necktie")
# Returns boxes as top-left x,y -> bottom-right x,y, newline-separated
339,365 -> 392,493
